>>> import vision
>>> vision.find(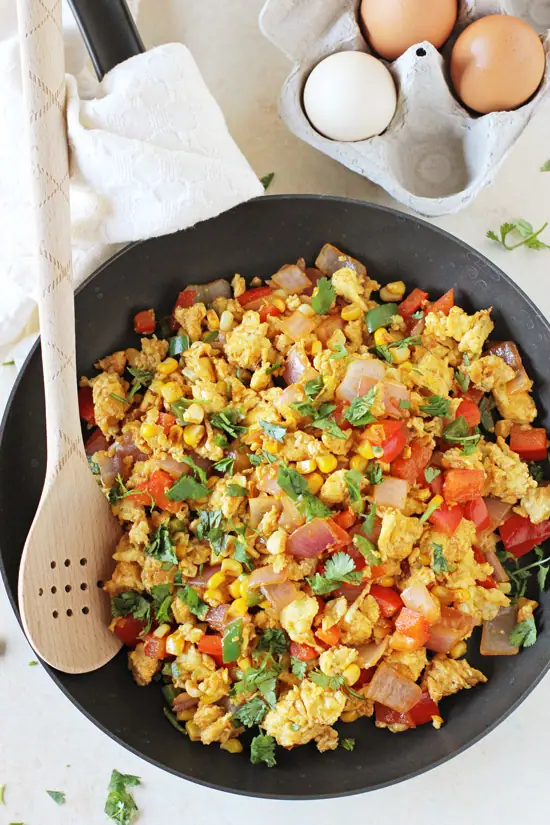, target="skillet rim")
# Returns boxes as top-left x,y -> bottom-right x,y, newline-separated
1,193 -> 549,799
